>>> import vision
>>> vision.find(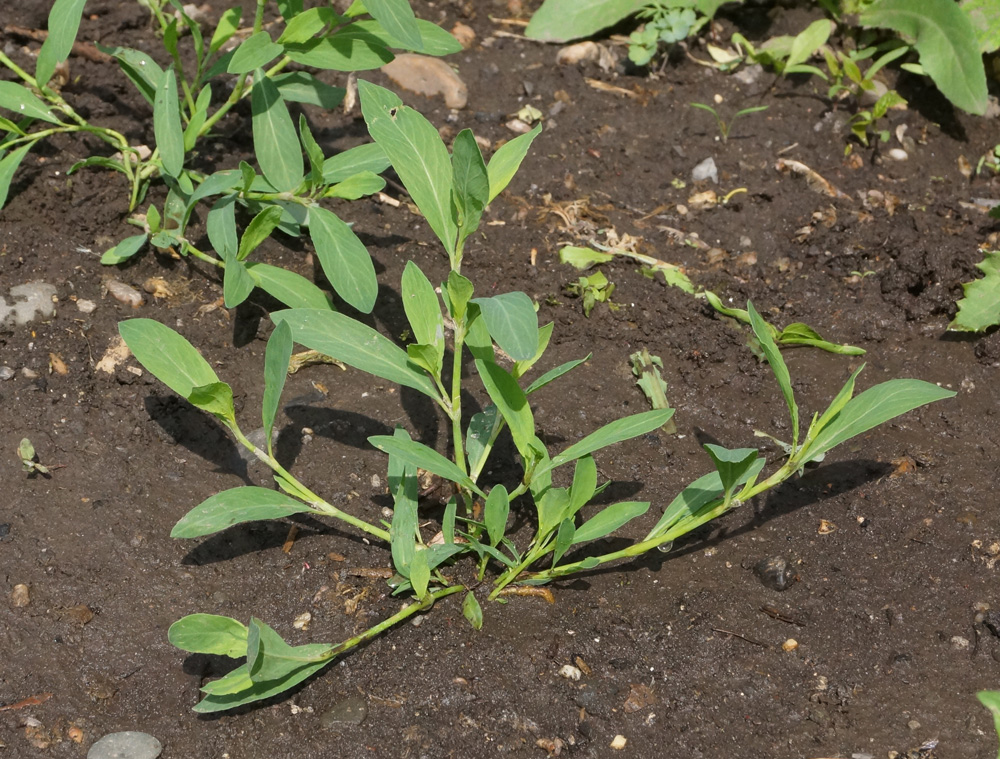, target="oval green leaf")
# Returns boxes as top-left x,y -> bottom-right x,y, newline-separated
470,292 -> 539,361
308,206 -> 377,313
119,319 -> 220,399
171,486 -> 313,538
251,72 -> 304,192
168,614 -> 248,657
573,501 -> 650,544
